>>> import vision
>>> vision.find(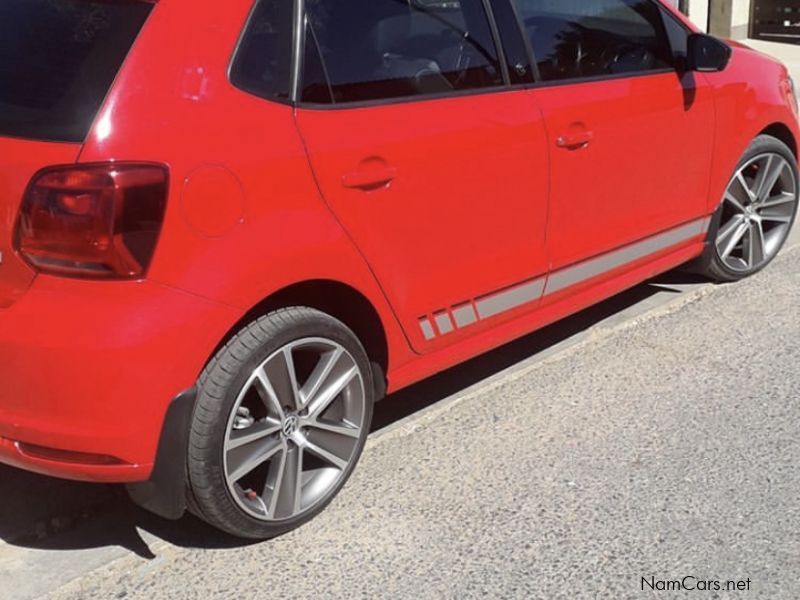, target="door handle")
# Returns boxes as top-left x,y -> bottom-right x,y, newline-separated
342,166 -> 397,190
556,131 -> 593,149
